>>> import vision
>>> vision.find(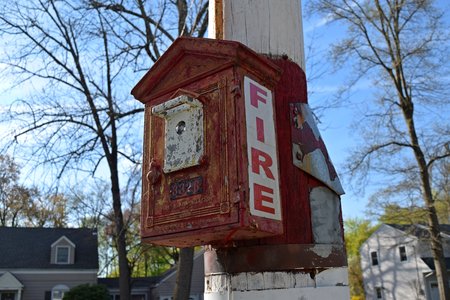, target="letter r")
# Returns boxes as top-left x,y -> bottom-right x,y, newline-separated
251,148 -> 275,179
